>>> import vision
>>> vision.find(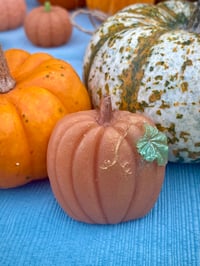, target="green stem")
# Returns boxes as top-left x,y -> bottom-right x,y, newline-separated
187,0 -> 200,33
44,1 -> 51,12
0,46 -> 15,93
